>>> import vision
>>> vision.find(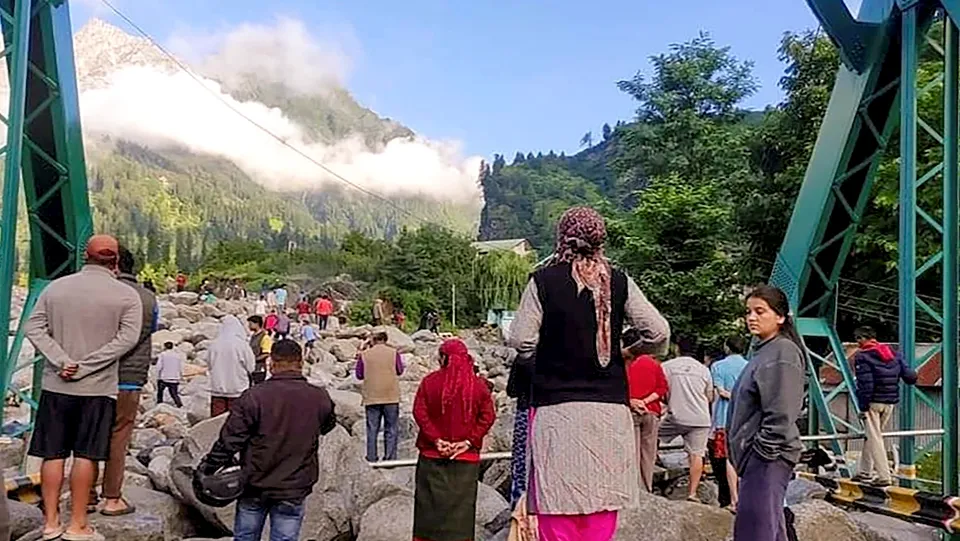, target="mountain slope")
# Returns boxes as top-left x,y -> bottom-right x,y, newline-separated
62,20 -> 481,269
